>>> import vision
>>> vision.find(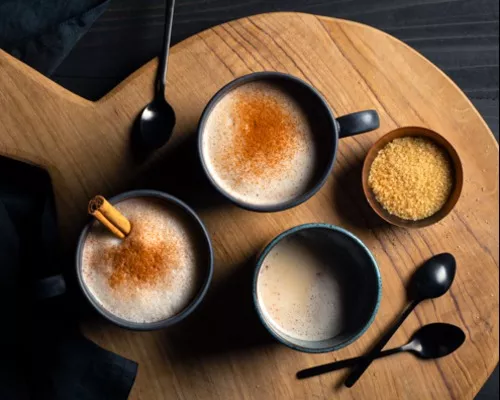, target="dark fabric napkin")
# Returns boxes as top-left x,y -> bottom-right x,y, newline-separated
1,156 -> 137,400
0,0 -> 110,76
